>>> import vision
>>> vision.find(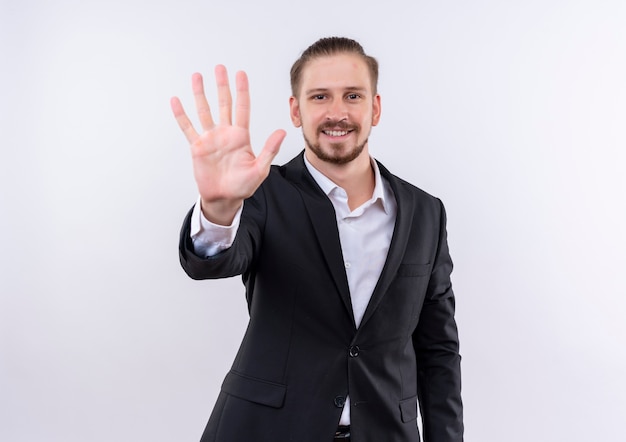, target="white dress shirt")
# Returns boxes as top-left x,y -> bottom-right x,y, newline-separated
190,155 -> 397,425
